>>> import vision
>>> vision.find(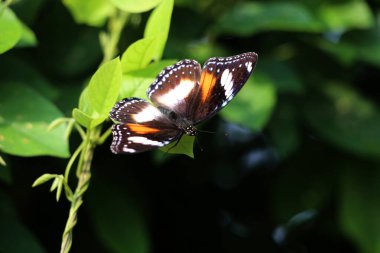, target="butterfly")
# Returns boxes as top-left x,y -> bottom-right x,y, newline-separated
109,52 -> 258,154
